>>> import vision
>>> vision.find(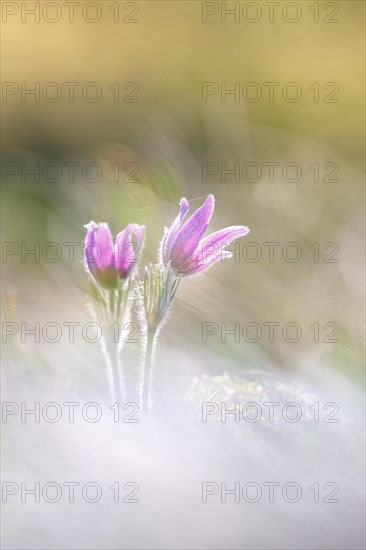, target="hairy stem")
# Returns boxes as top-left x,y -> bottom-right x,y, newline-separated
105,333 -> 123,404
142,330 -> 156,417
107,288 -> 125,403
